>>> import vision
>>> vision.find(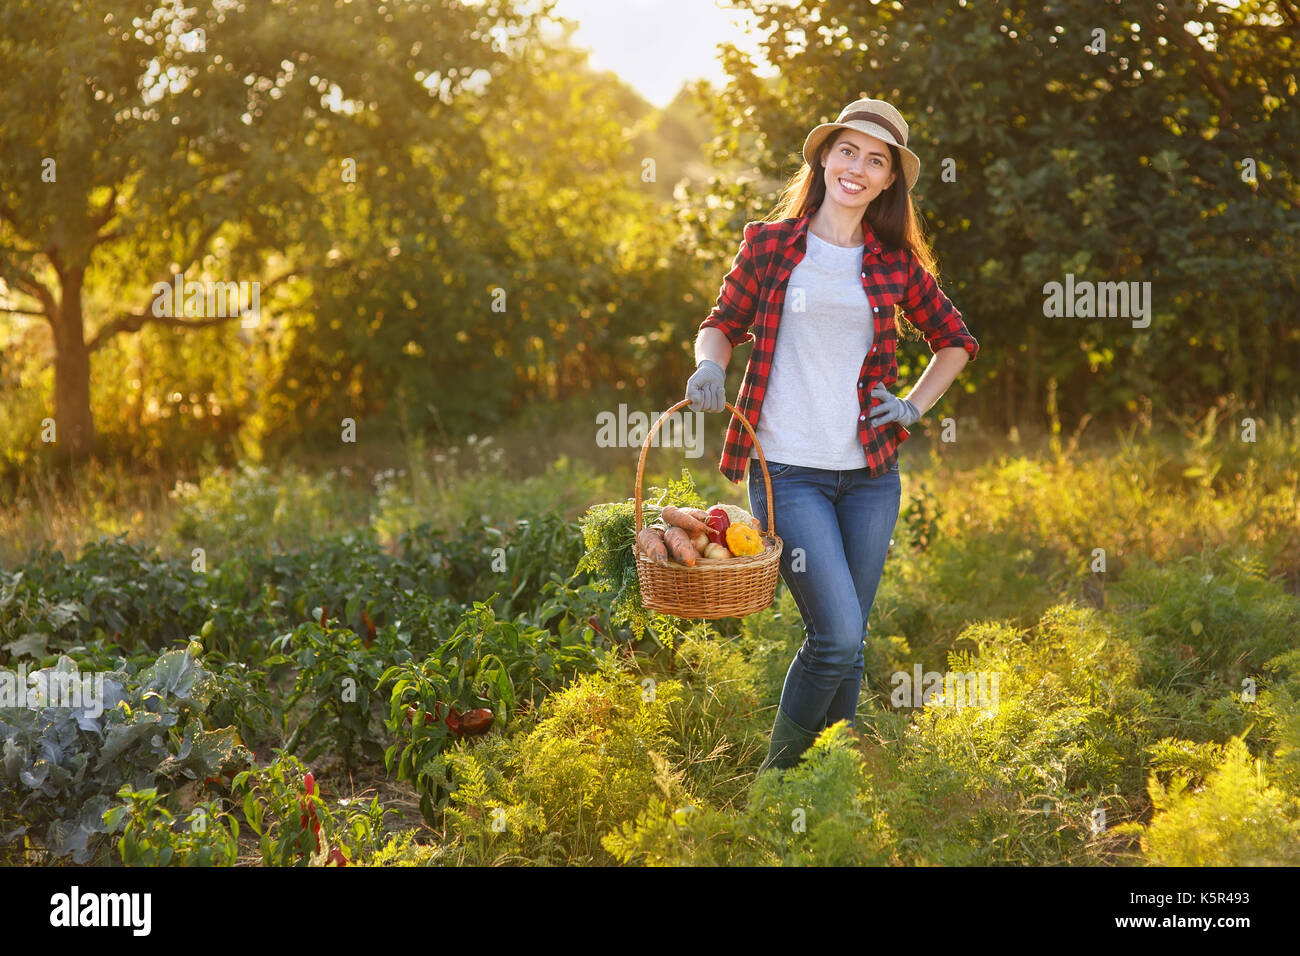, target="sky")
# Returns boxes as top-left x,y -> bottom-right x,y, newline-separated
544,0 -> 772,108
